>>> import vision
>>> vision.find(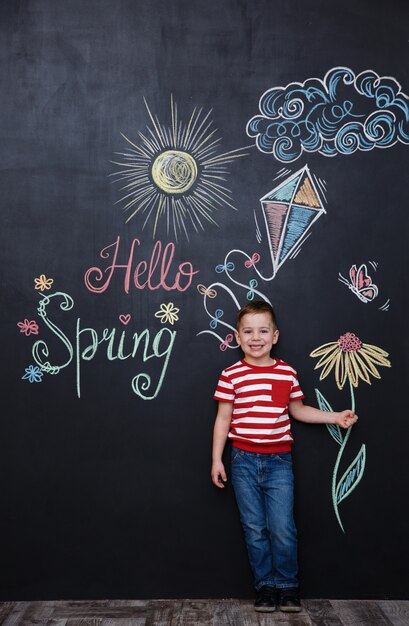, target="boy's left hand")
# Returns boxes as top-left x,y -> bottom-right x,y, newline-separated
336,410 -> 358,429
